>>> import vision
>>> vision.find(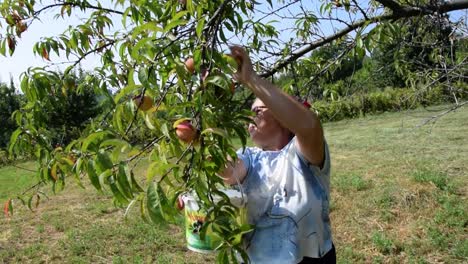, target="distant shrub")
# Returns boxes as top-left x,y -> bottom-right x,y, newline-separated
313,86 -> 465,122
0,150 -> 9,166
